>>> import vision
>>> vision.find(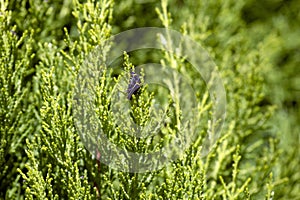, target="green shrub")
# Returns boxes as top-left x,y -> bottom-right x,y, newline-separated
0,0 -> 299,199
